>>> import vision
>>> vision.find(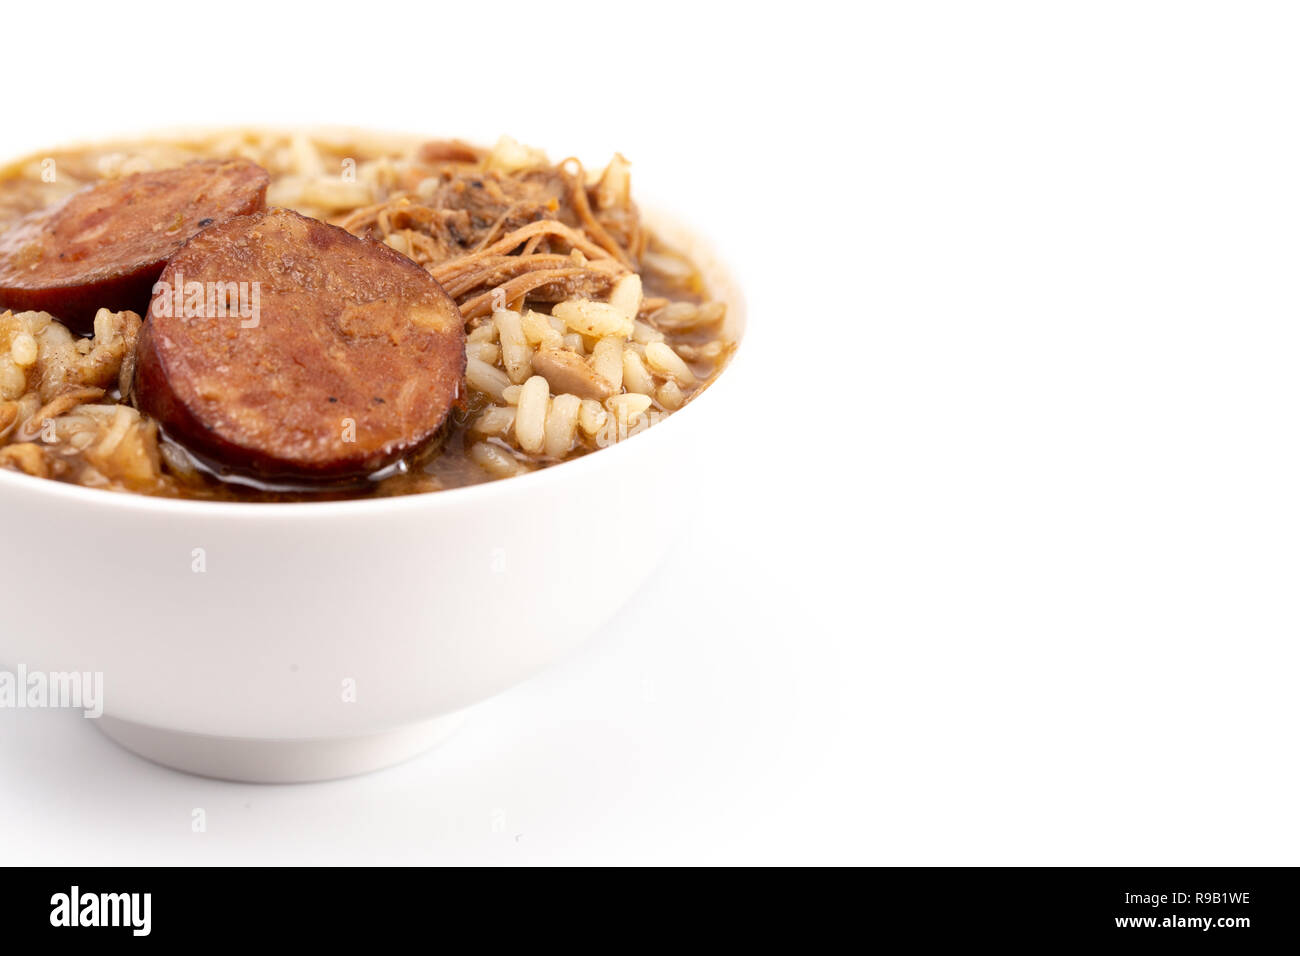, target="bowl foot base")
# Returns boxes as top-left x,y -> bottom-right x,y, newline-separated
96,713 -> 466,783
